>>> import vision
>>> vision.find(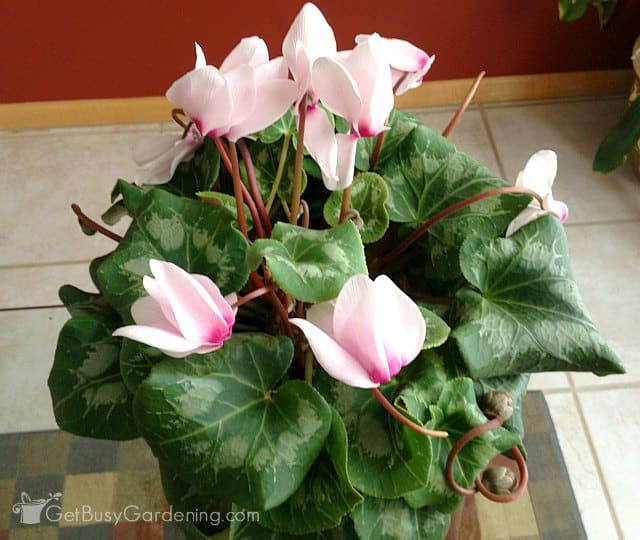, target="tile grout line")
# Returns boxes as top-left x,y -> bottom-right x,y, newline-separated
0,259 -> 93,270
564,218 -> 640,228
0,304 -> 64,312
478,104 -> 508,181
567,373 -> 625,540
